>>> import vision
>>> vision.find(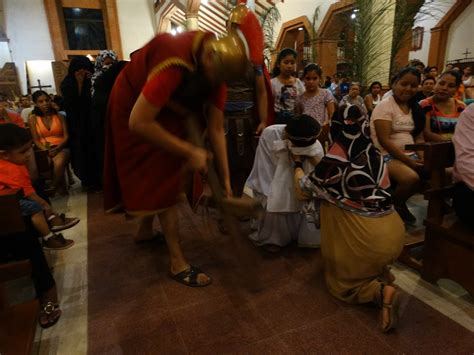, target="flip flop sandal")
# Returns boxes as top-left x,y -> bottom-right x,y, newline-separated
39,302 -> 62,329
382,289 -> 400,332
170,266 -> 212,287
